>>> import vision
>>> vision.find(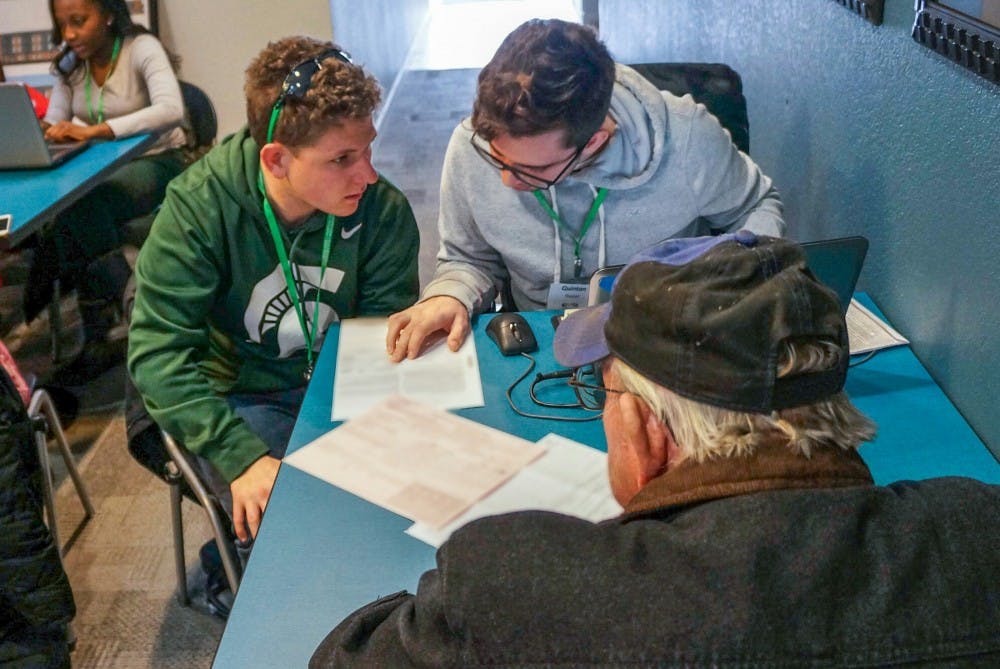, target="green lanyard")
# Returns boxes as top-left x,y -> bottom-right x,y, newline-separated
533,186 -> 608,278
257,172 -> 335,380
84,36 -> 122,124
